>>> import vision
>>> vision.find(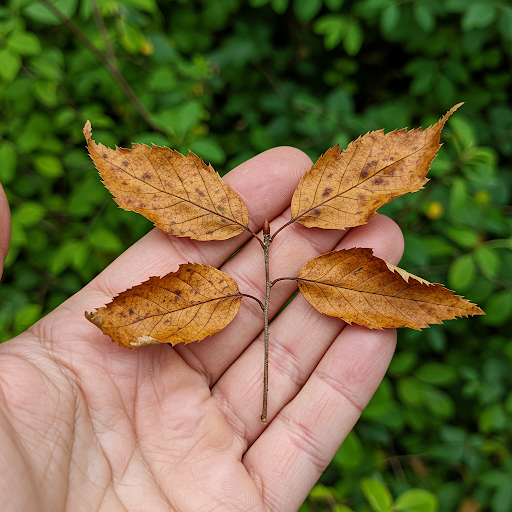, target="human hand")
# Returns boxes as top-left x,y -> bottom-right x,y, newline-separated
0,147 -> 403,512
